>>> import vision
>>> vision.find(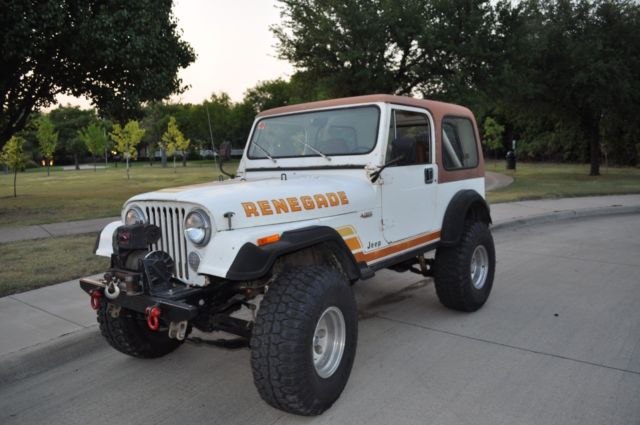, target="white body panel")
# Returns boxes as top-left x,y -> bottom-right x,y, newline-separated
95,220 -> 123,256
381,163 -> 438,242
